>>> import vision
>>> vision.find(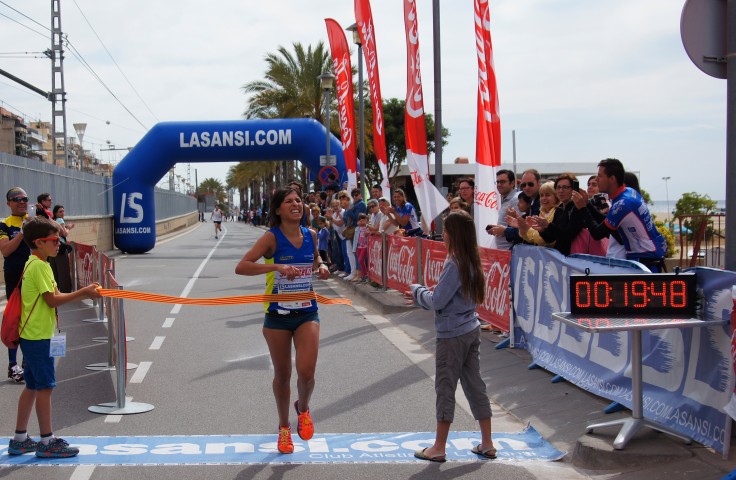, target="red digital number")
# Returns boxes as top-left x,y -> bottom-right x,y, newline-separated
575,282 -> 591,308
670,280 -> 687,308
649,281 -> 666,306
631,280 -> 647,307
593,281 -> 610,308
